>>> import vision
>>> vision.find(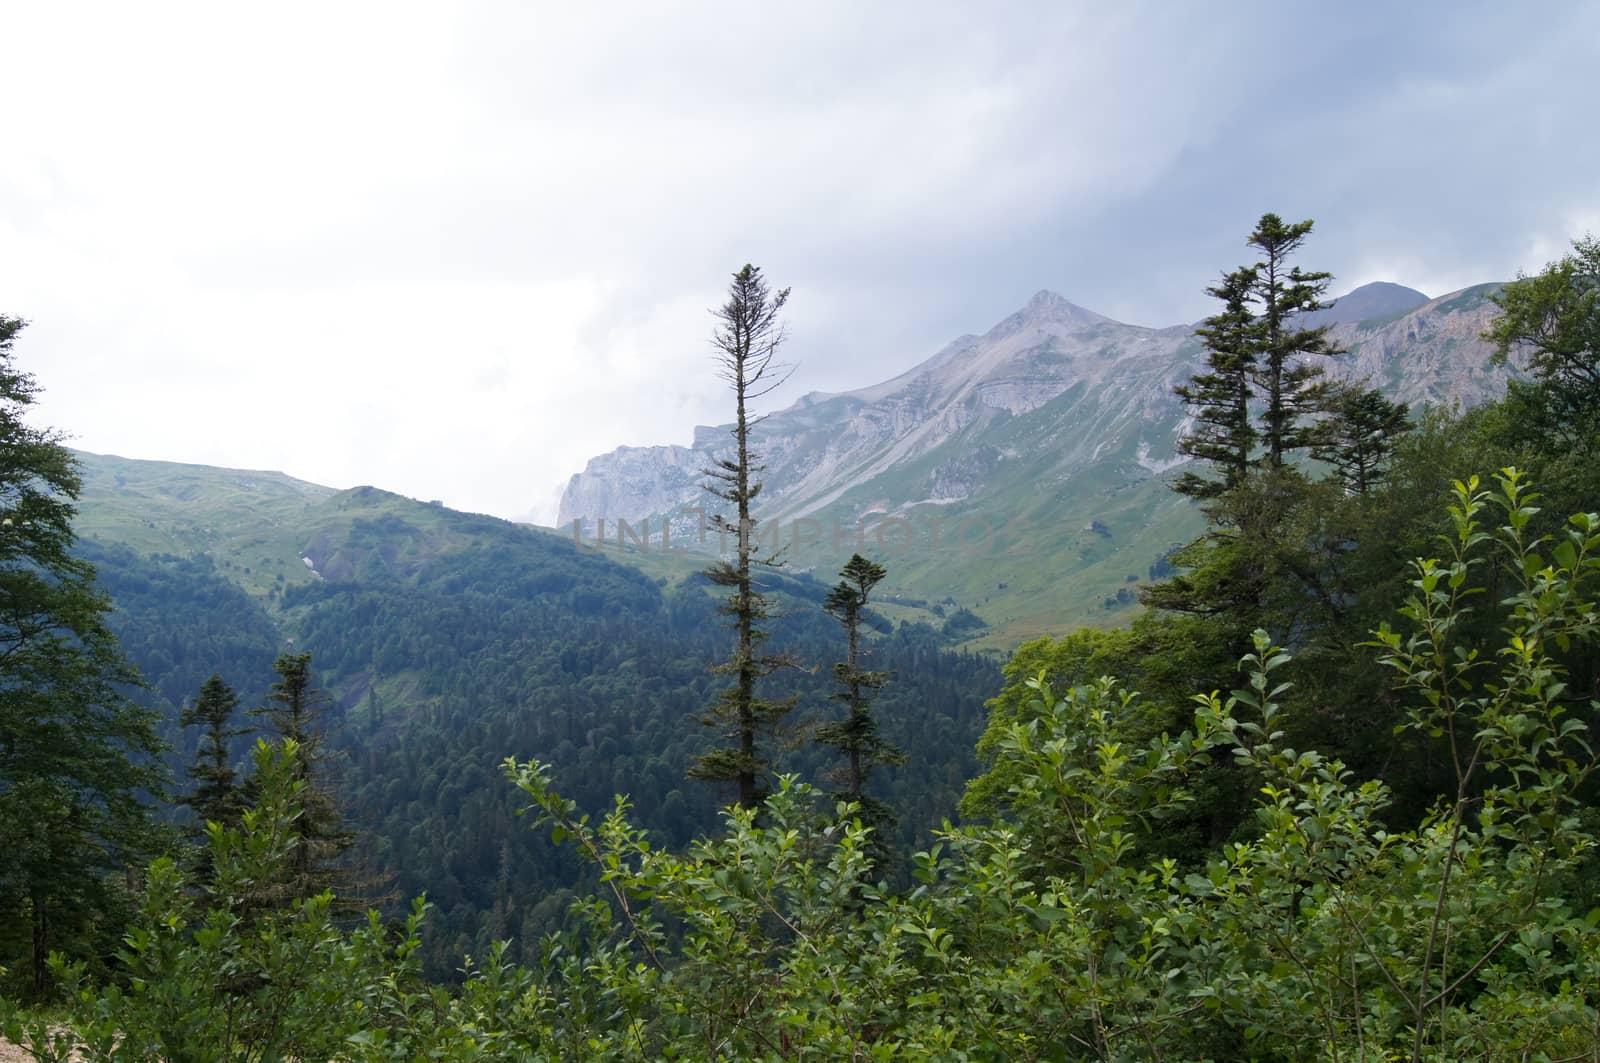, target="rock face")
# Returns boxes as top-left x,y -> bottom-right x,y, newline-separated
557,282 -> 1513,530
558,444 -> 702,533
